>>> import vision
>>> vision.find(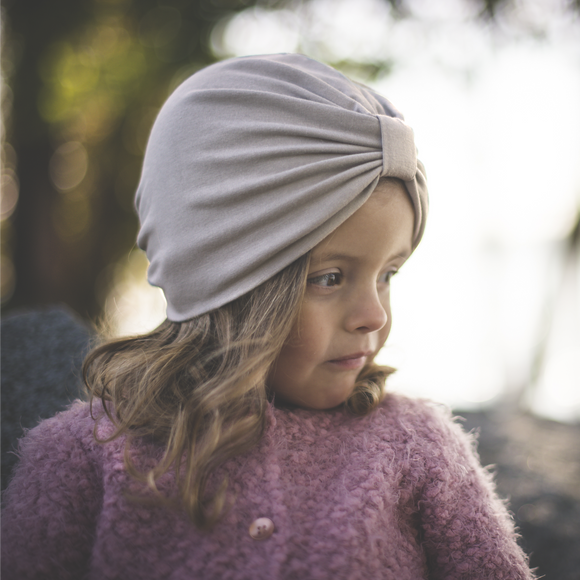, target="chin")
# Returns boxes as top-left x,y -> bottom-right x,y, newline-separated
317,387 -> 355,410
